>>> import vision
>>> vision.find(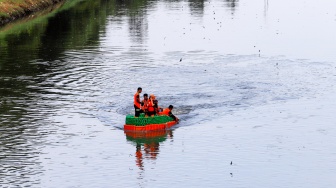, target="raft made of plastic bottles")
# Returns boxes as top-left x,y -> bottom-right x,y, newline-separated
124,113 -> 177,131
